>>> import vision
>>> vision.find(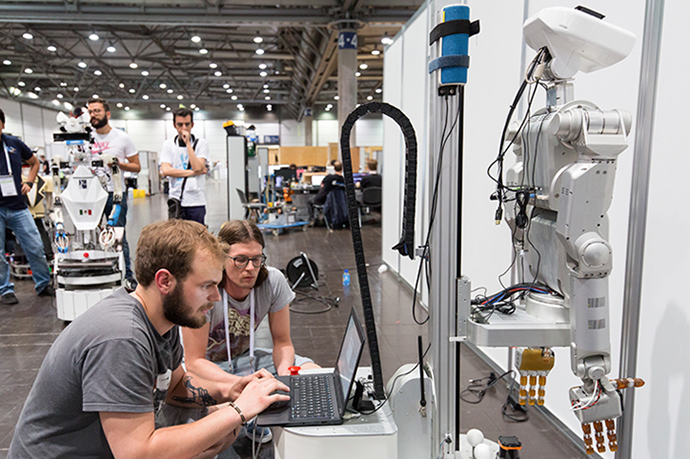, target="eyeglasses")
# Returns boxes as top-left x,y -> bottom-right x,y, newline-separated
229,254 -> 266,269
